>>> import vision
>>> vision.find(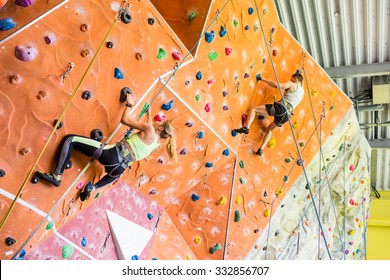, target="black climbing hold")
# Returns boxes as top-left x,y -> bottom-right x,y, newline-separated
254,229 -> 259,234
305,183 -> 311,189
263,190 -> 267,197
106,41 -> 113,48
5,237 -> 16,246
54,119 -> 63,129
90,129 -> 104,141
274,230 -> 280,236
296,159 -> 304,166
31,175 -> 39,184
185,80 -> 190,86
82,90 -> 92,100
120,9 -> 132,24
120,87 -> 132,102
244,25 -> 250,30
0,169 -> 5,177
148,18 -> 155,25
65,160 -> 73,169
